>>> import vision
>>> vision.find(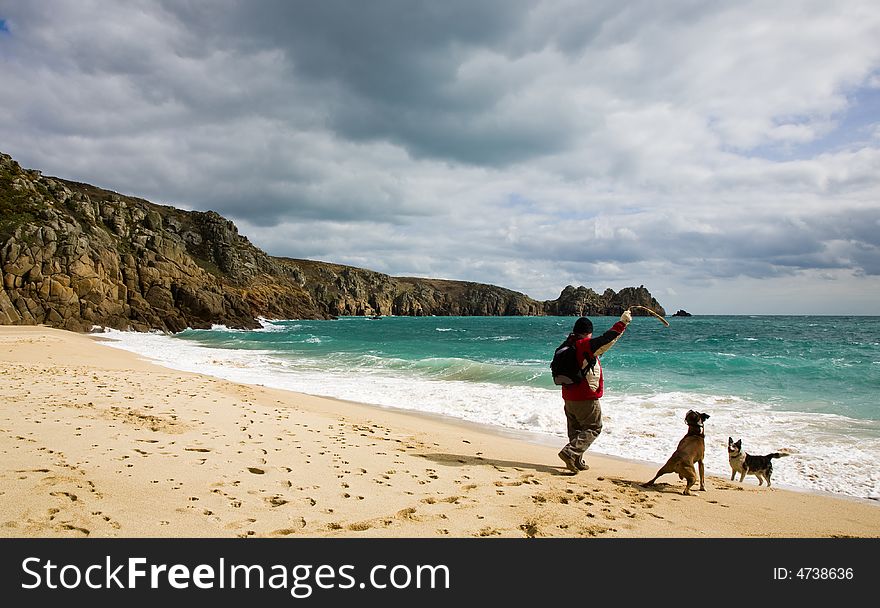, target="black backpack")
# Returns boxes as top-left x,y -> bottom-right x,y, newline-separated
551,335 -> 583,385
551,334 -> 597,386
